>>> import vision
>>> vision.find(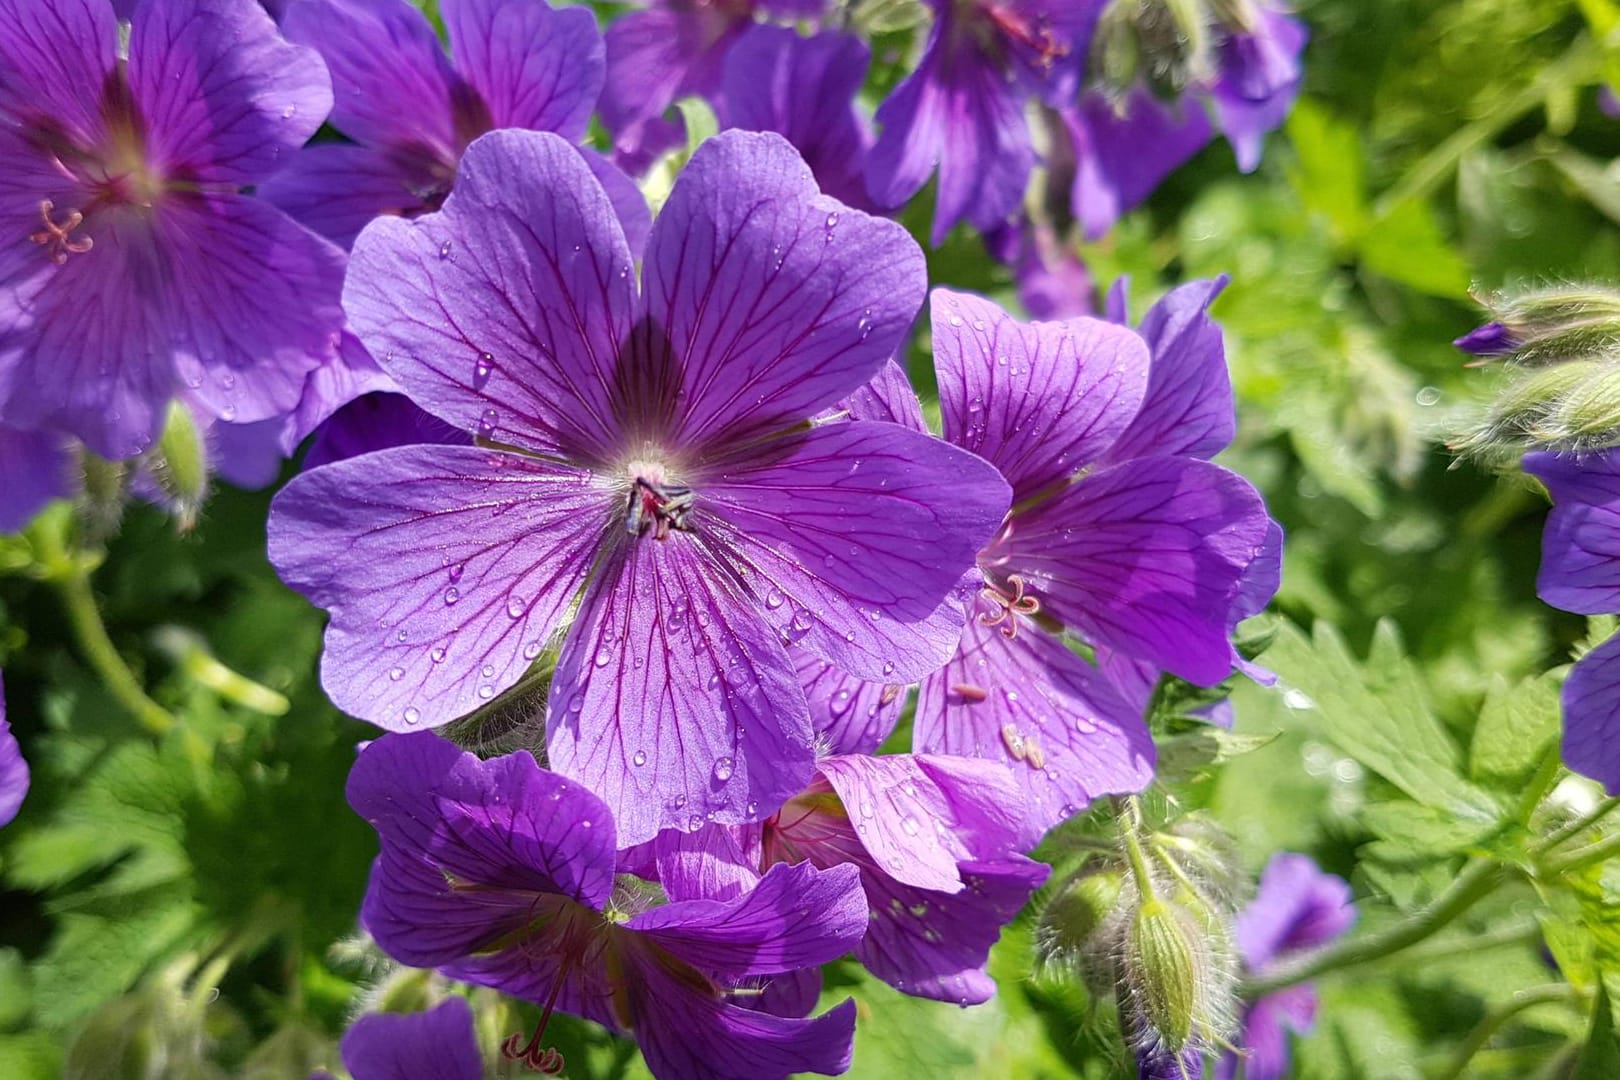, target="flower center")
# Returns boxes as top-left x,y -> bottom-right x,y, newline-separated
624,462 -> 695,541
978,574 -> 1041,639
